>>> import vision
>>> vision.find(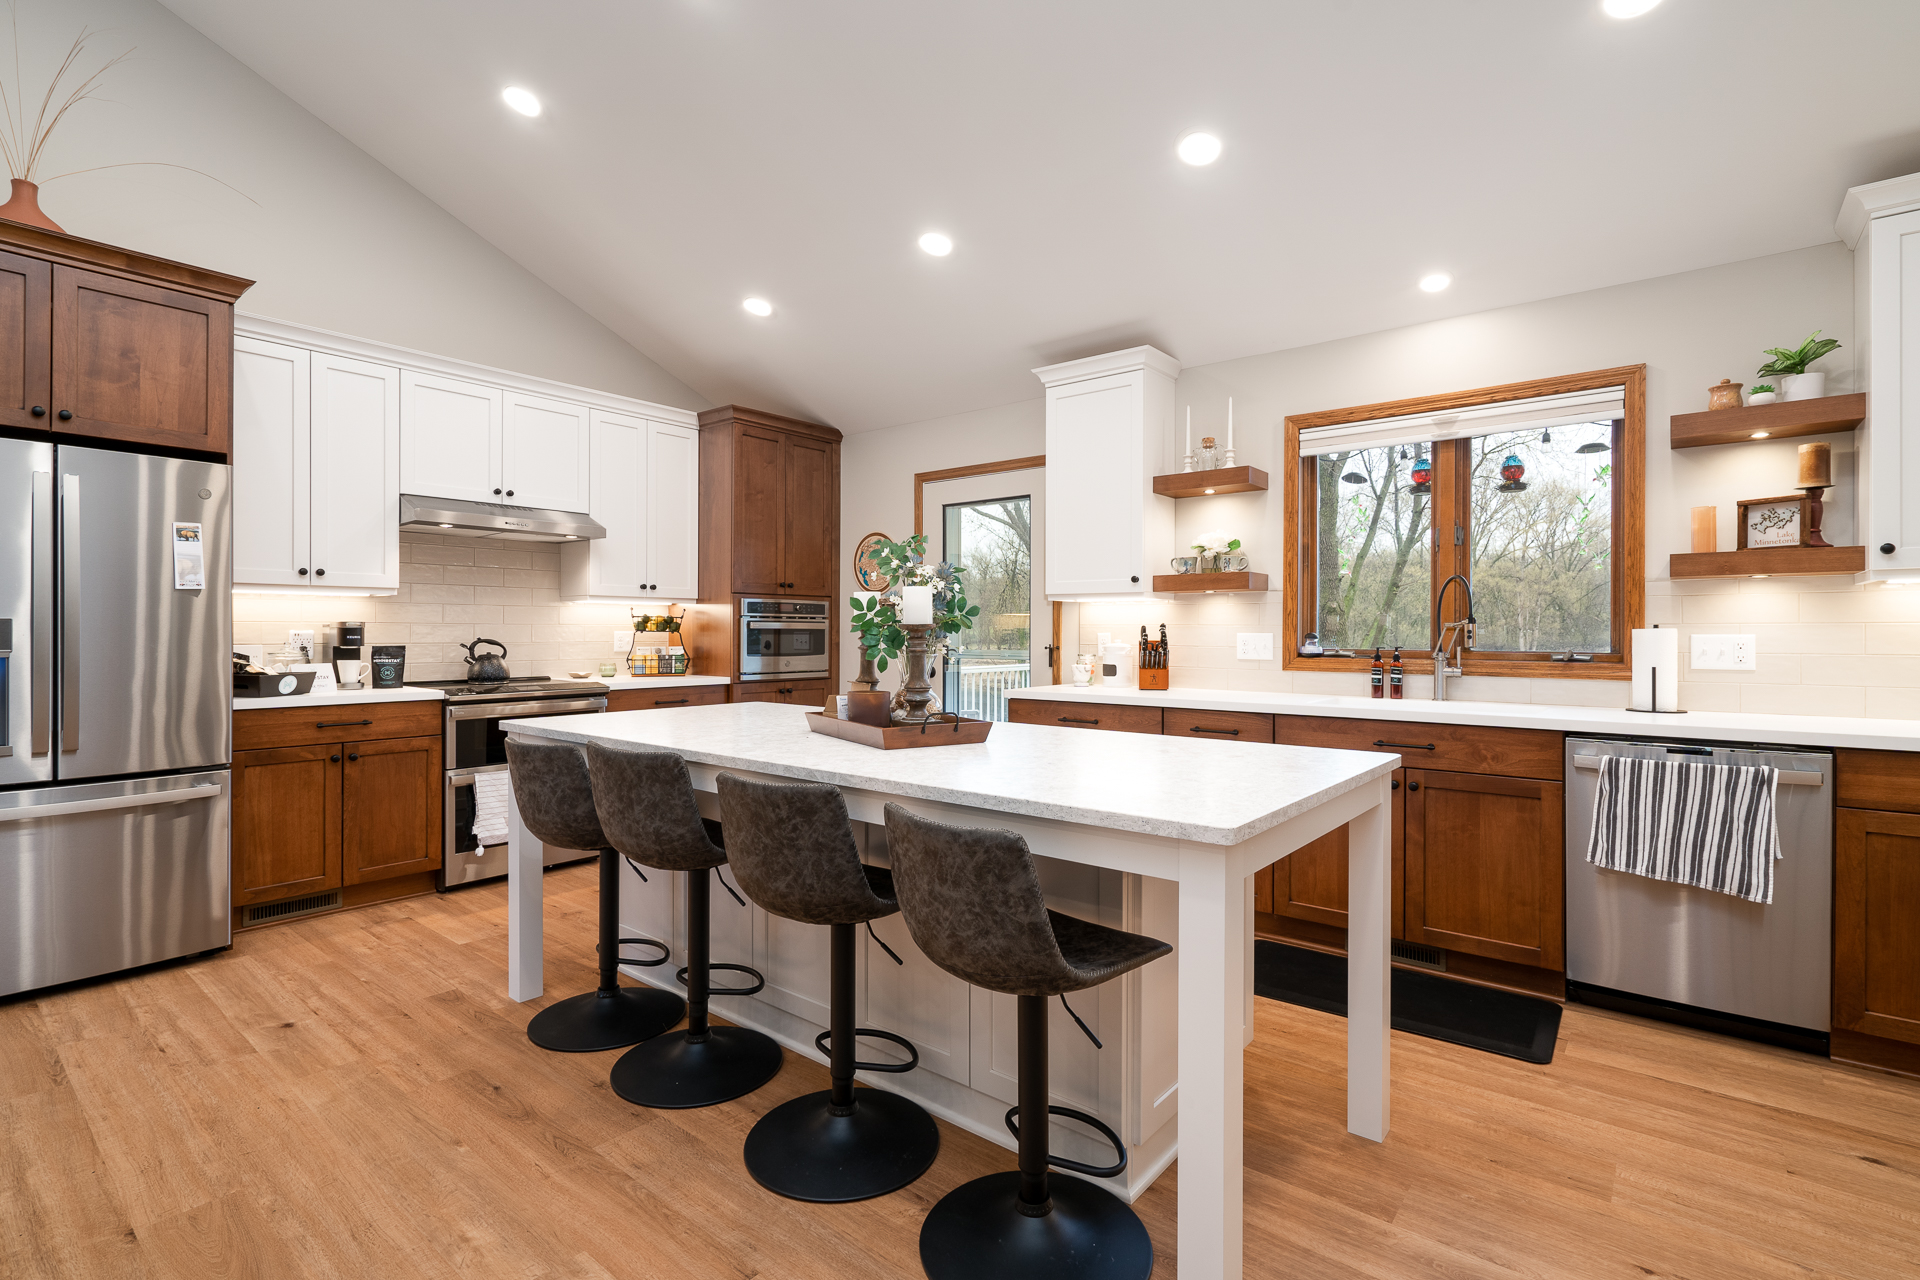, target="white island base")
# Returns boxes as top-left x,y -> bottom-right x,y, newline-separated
502,703 -> 1396,1280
